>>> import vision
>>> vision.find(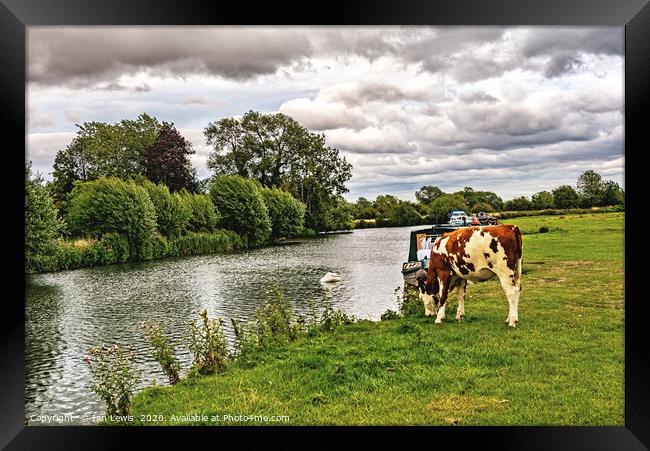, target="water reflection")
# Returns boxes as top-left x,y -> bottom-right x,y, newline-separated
25,226 -> 421,423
